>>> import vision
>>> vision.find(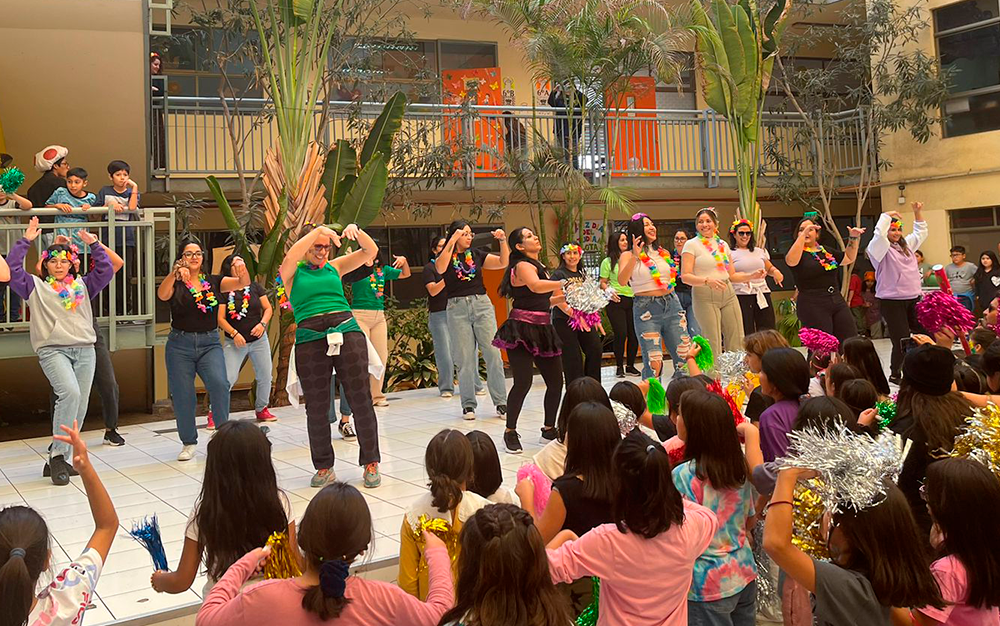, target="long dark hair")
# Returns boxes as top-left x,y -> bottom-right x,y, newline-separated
298,483 -> 372,620
0,506 -> 50,626
626,214 -> 660,252
761,347 -> 810,400
825,362 -> 860,396
666,375 -> 710,417
793,396 -> 859,432
836,378 -> 878,420
562,402 -> 619,502
606,229 -> 628,268
728,221 -> 755,252
896,382 -> 972,452
679,389 -> 748,490
609,381 -> 646,421
438,503 -> 573,626
426,429 -> 474,513
975,251 -> 1000,281
833,482 -> 945,609
925,458 -> 1000,609
842,337 -> 891,396
556,377 -> 611,442
613,430 -> 685,539
447,219 -> 470,239
195,421 -> 288,581
39,243 -> 80,280
557,242 -> 585,277
499,226 -> 547,298
466,430 -> 503,500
